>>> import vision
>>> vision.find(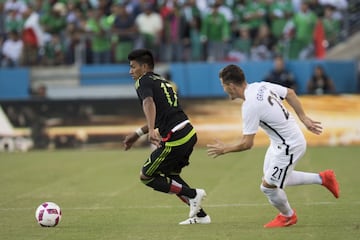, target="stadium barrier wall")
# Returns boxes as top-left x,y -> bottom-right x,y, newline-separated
0,60 -> 358,100
0,68 -> 30,100
80,65 -> 133,85
170,60 -> 358,96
